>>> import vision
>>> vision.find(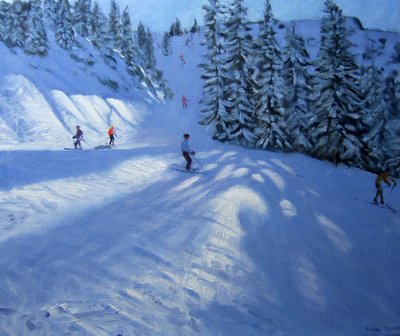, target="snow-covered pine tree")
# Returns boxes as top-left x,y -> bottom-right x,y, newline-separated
143,28 -> 156,70
88,1 -> 107,50
383,70 -> 400,175
281,23 -> 312,152
190,19 -> 201,34
120,6 -> 136,66
55,0 -> 76,50
73,0 -> 91,37
134,22 -> 148,68
199,0 -> 227,138
43,0 -> 58,29
108,0 -> 122,49
169,18 -> 183,36
360,65 -> 386,170
161,31 -> 172,56
217,0 -> 257,146
91,3 -> 116,66
0,1 -> 10,42
25,0 -> 48,55
309,0 -> 365,165
253,0 -> 289,150
391,42 -> 400,64
5,0 -> 29,48
136,21 -> 146,50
